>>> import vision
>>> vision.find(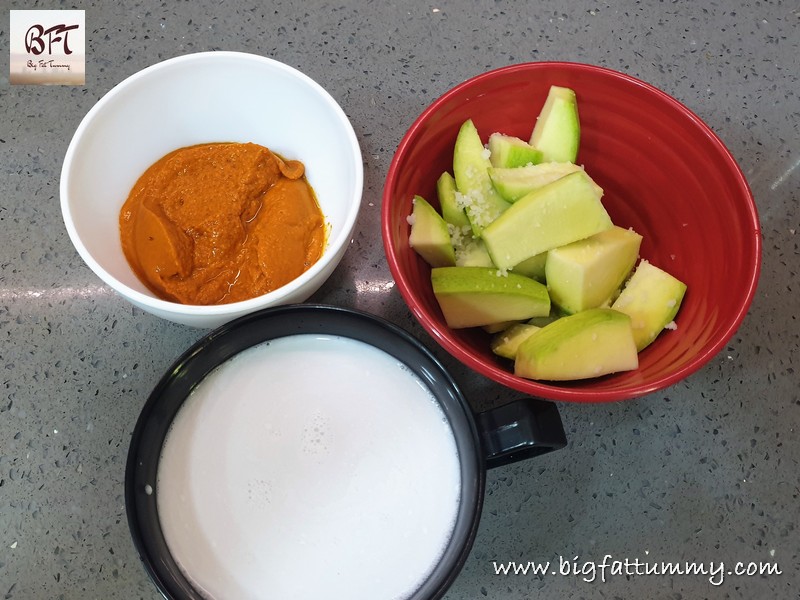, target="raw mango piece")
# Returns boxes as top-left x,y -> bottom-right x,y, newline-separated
483,320 -> 523,334
481,170 -> 612,270
437,171 -> 470,228
489,162 -> 601,202
455,238 -> 495,268
515,308 -> 638,381
529,85 -> 580,163
431,266 -> 550,329
511,252 -> 547,282
453,119 -> 512,236
546,226 -> 643,314
408,195 -> 456,268
491,323 -> 542,360
611,259 -> 687,351
527,314 -> 562,328
487,133 -> 543,168
448,224 -> 494,267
